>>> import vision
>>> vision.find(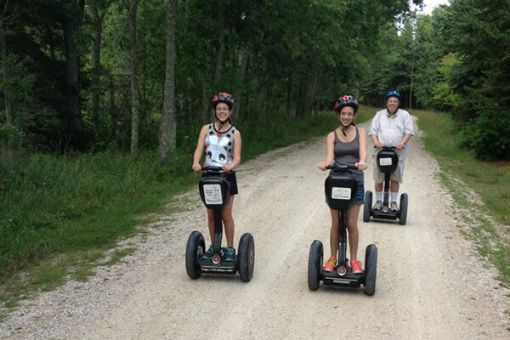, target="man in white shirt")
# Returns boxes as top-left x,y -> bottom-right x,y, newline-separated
369,90 -> 415,211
